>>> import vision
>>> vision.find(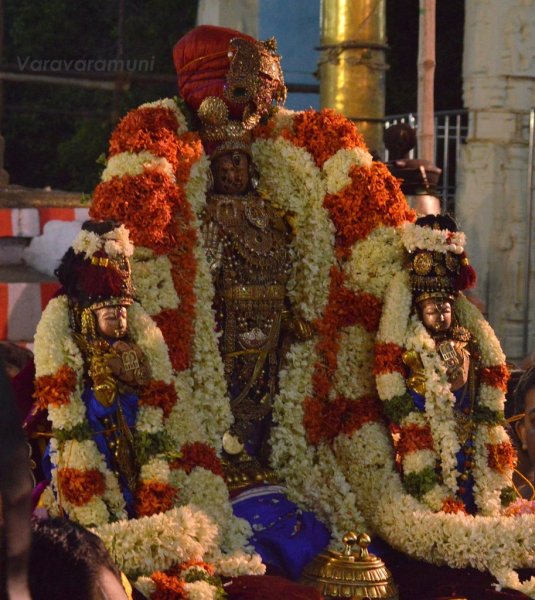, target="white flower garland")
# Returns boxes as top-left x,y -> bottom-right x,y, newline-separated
34,294 -> 178,527
102,151 -> 176,184
252,135 -> 335,322
322,147 -> 373,195
91,98 -> 535,597
402,221 -> 466,254
71,224 -> 134,259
